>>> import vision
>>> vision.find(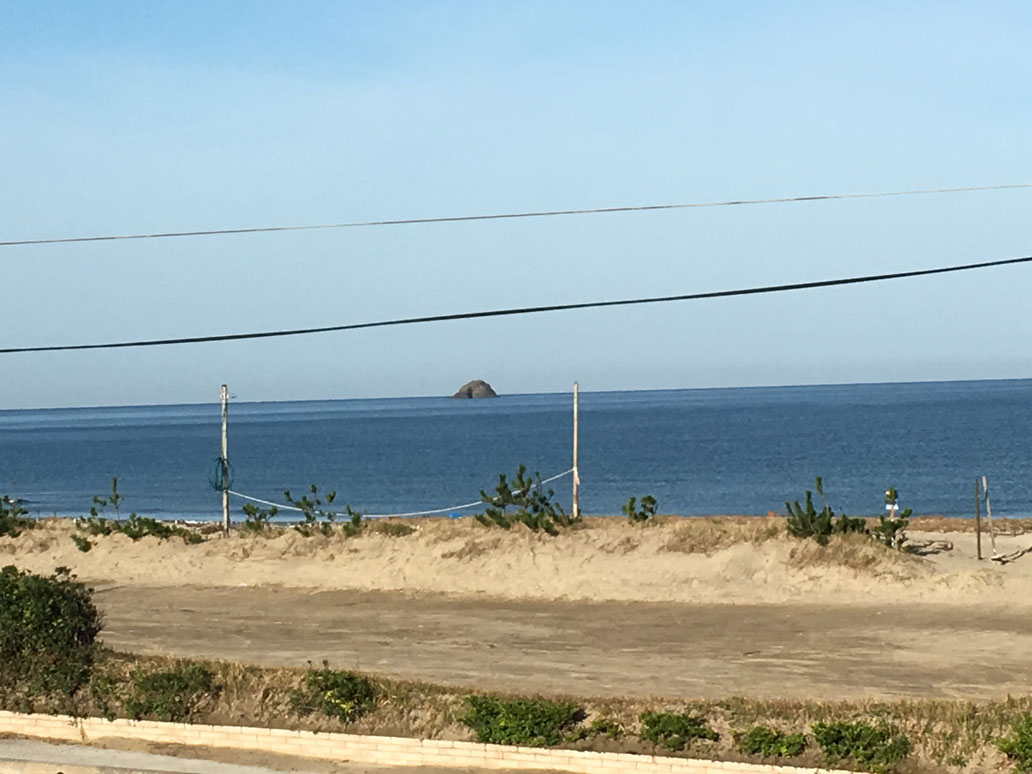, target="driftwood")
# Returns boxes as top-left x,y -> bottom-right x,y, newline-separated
909,539 -> 954,556
991,546 -> 1032,564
